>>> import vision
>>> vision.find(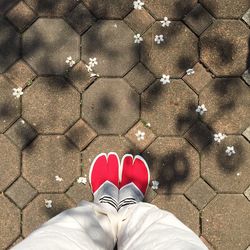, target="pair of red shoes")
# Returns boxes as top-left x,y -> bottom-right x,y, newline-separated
89,153 -> 150,211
